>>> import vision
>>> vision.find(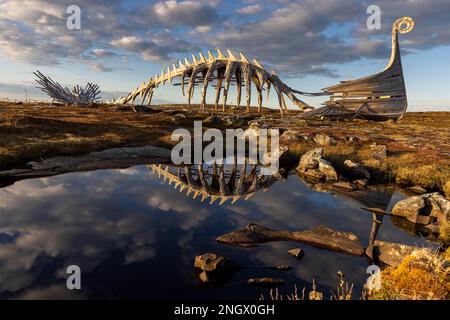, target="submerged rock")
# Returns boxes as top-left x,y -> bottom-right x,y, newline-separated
195,253 -> 236,271
332,181 -> 357,191
391,192 -> 450,231
267,265 -> 292,271
194,253 -> 238,283
247,278 -> 285,287
216,223 -> 364,256
288,248 -> 304,259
